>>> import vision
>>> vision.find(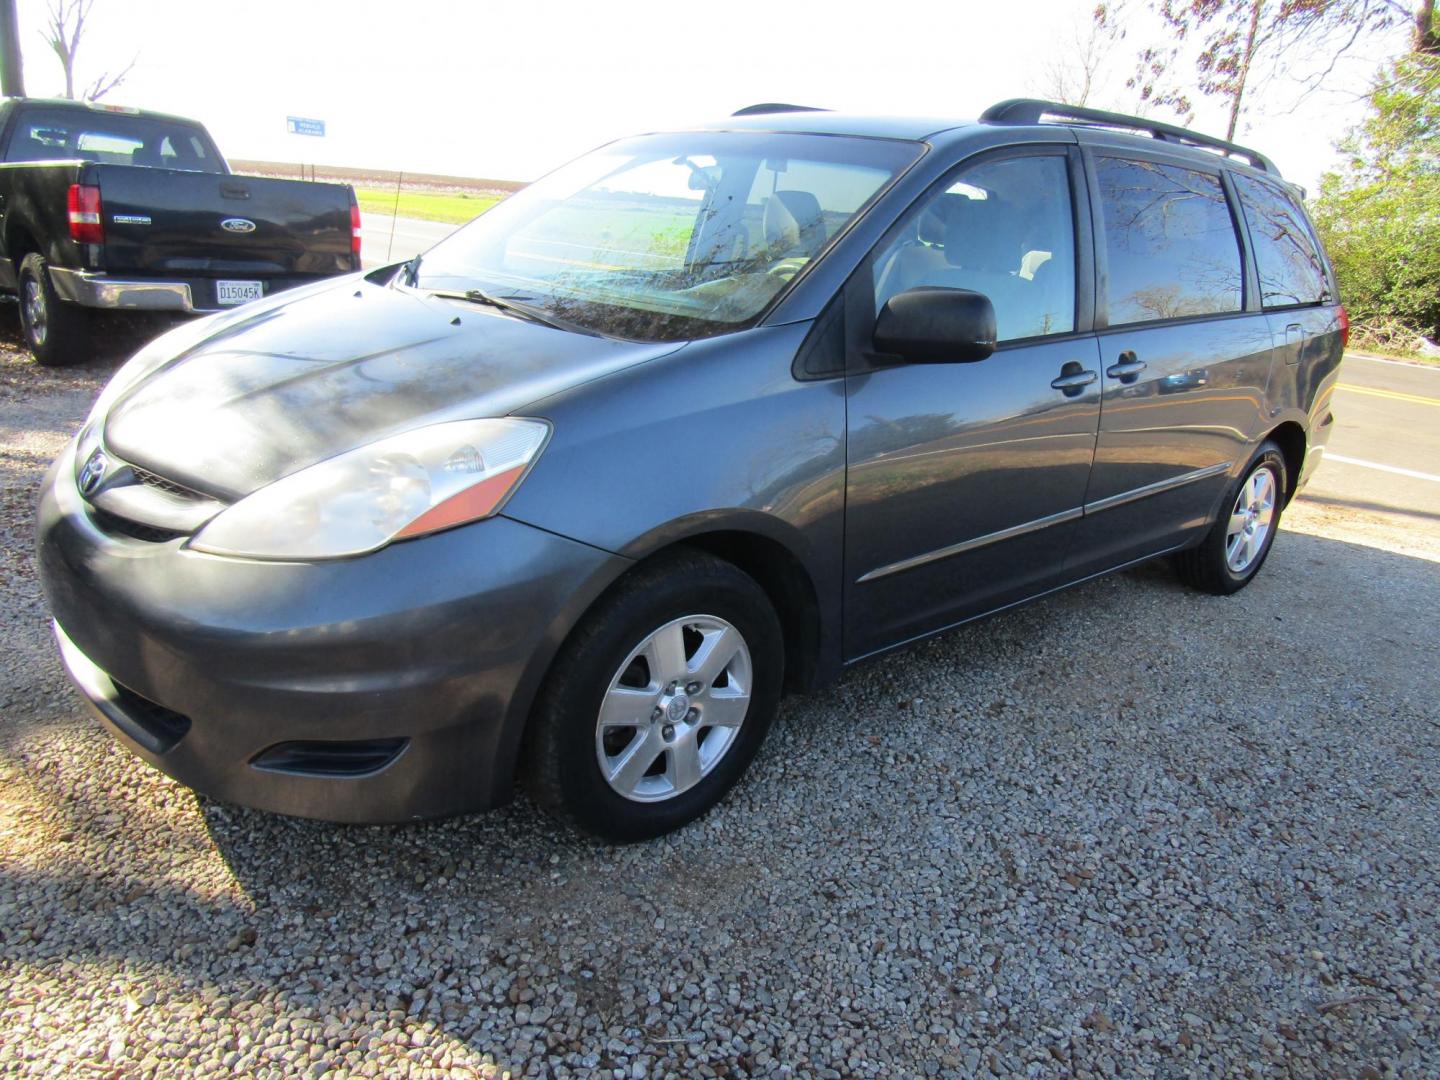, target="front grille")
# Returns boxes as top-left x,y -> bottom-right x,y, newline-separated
130,466 -> 206,501
110,681 -> 191,754
90,506 -> 187,543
